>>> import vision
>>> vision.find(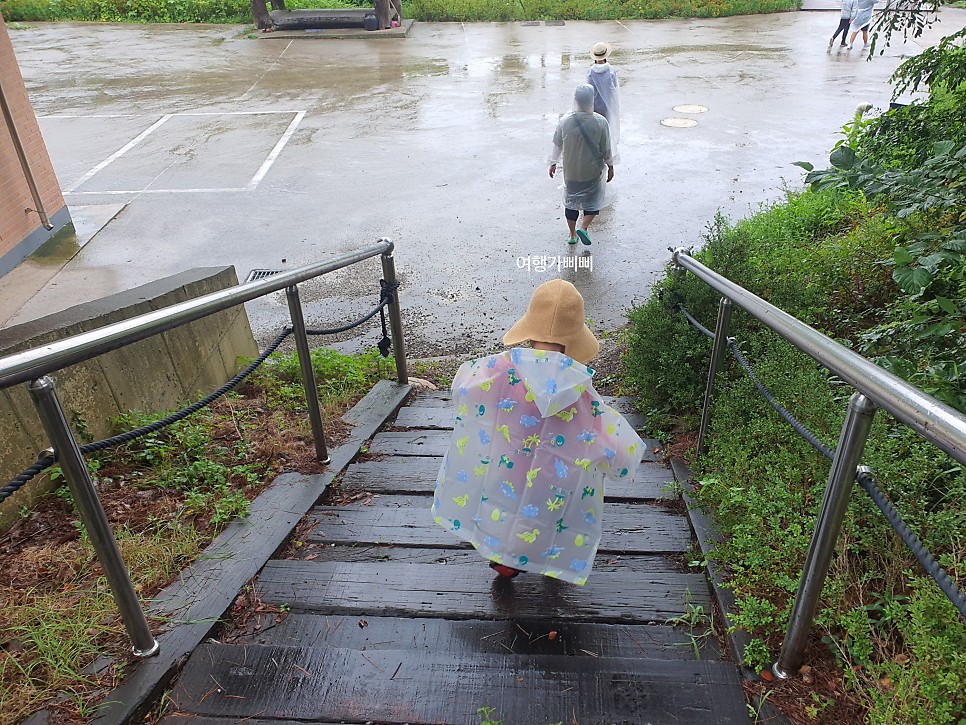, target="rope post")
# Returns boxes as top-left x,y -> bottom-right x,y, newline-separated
27,376 -> 159,657
774,392 -> 877,679
285,285 -> 330,463
380,244 -> 409,385
696,297 -> 732,455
